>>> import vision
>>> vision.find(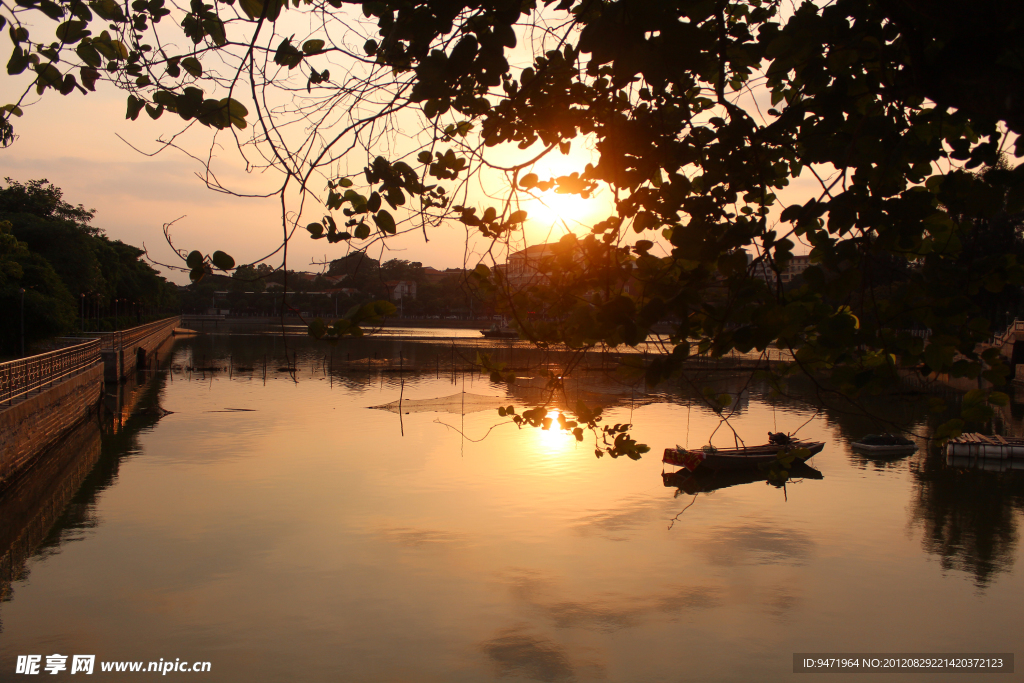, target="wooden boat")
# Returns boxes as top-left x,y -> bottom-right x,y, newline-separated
851,433 -> 917,455
663,437 -> 825,472
663,461 -> 824,494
